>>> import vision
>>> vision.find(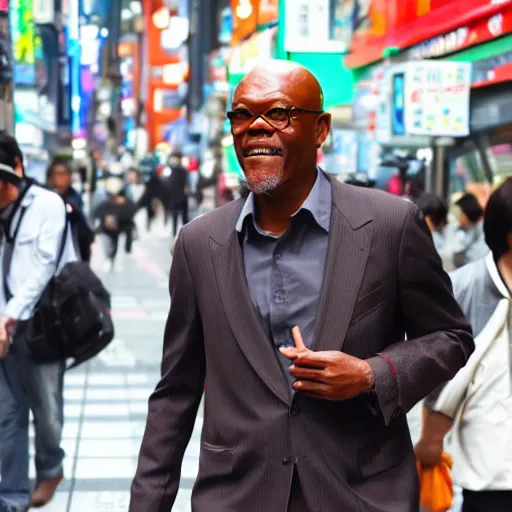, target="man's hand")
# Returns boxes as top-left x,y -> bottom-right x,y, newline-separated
414,438 -> 444,467
0,316 -> 17,360
414,407 -> 453,467
280,326 -> 375,401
